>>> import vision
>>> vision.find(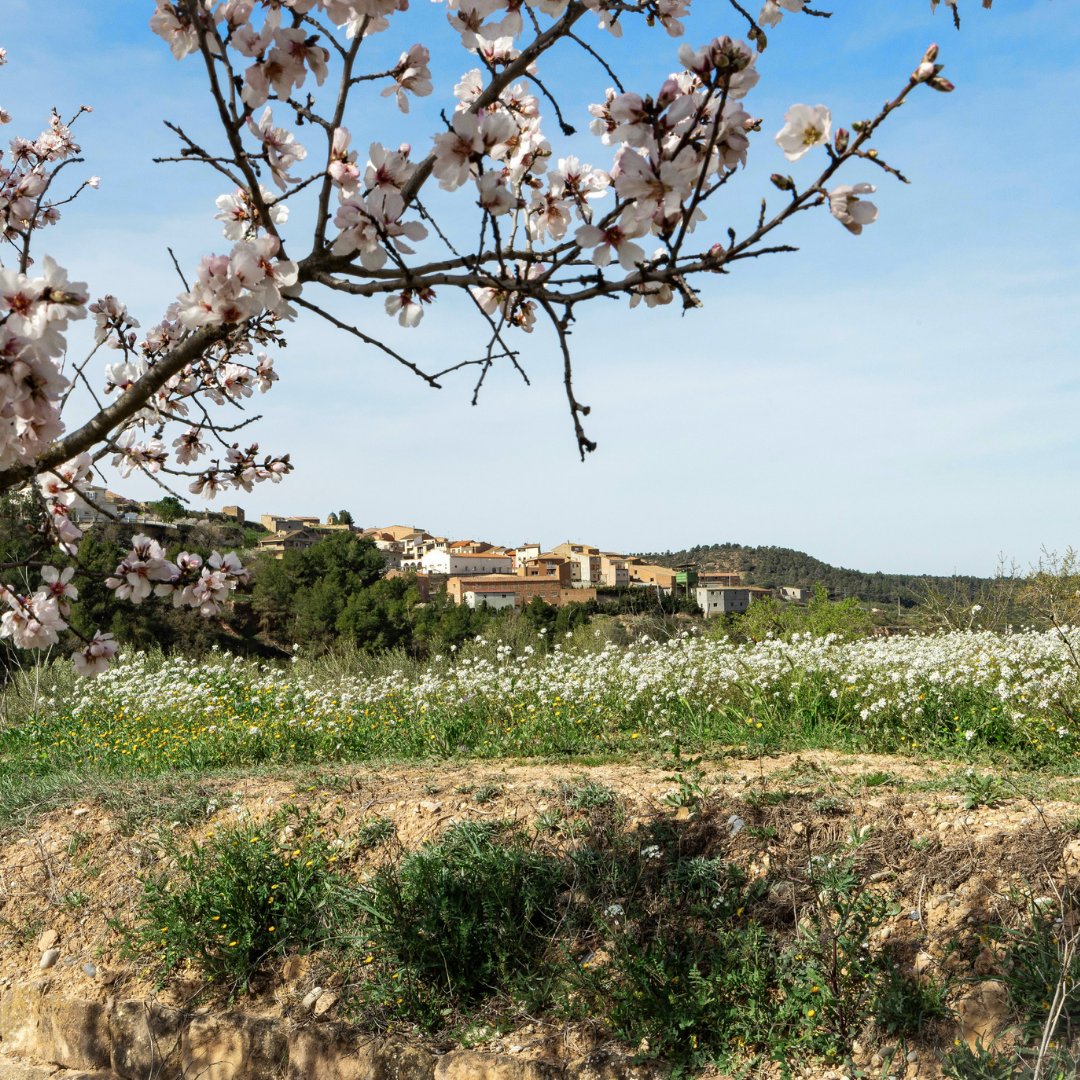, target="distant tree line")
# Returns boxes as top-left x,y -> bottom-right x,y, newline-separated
641,542 -> 994,608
